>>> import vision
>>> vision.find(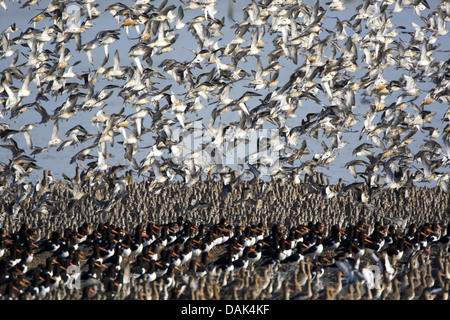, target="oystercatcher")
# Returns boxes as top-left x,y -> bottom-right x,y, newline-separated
141,260 -> 157,282
434,222 -> 450,250
303,237 -> 324,261
248,241 -> 263,263
233,246 -> 250,272
281,241 -> 306,266
37,231 -> 61,254
195,251 -> 211,278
